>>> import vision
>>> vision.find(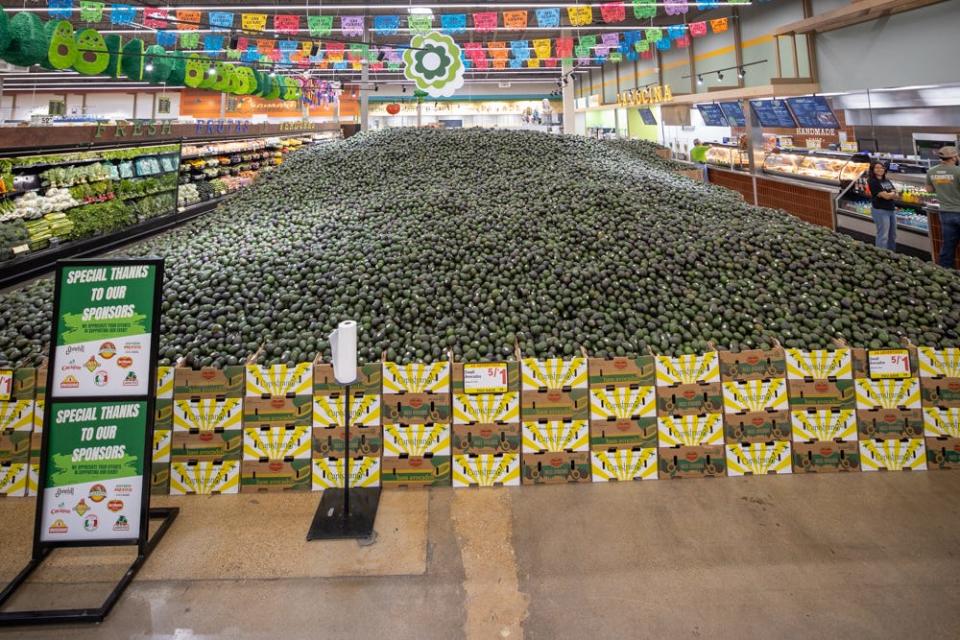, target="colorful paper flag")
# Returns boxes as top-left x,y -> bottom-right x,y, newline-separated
473,12 -> 498,32
664,0 -> 689,15
242,13 -> 267,32
503,10 -> 528,29
110,4 -> 135,25
48,0 -> 73,20
710,17 -> 729,33
567,6 -> 593,26
143,6 -> 167,29
646,28 -> 663,42
532,39 -> 551,59
80,1 -> 104,22
668,25 -> 686,40
600,2 -> 626,24
408,14 -> 433,34
535,8 -> 560,28
204,34 -> 224,53
180,32 -> 200,49
156,30 -> 177,47
209,11 -> 234,31
440,13 -> 466,34
632,0 -> 657,19
176,10 -> 200,29
555,37 -> 573,58
341,15 -> 364,37
690,21 -> 708,37
308,15 -> 333,37
374,15 -> 400,35
656,37 -> 671,50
